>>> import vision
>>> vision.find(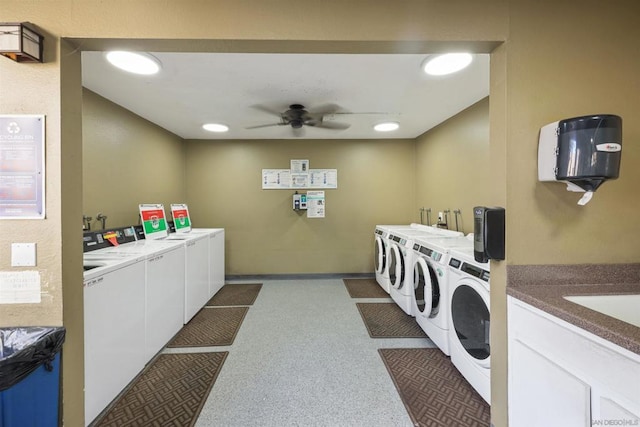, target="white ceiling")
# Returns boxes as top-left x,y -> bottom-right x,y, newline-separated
81,52 -> 489,140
